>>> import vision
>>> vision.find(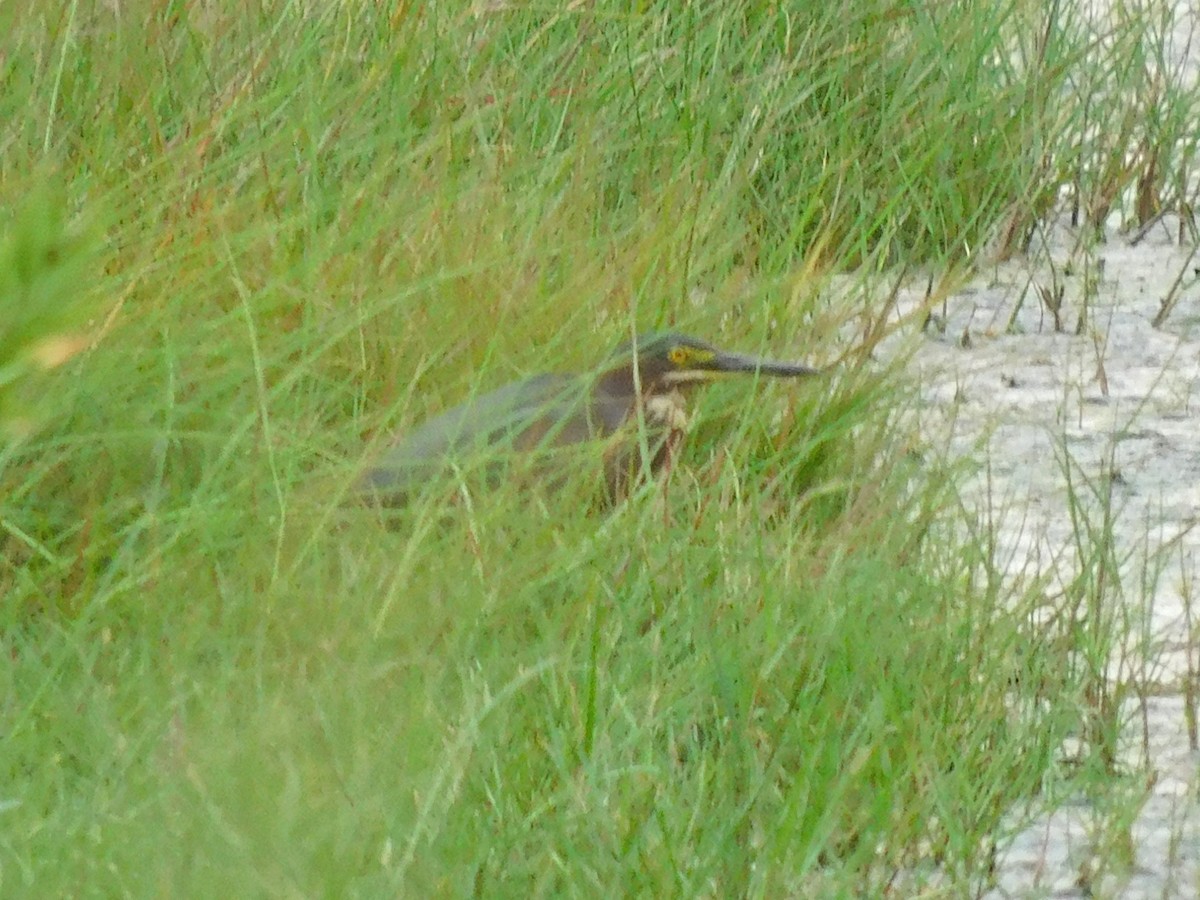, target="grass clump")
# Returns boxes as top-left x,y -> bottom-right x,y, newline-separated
2,0 -> 1196,895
